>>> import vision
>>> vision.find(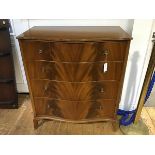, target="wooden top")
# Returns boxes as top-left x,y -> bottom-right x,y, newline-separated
17,26 -> 132,41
